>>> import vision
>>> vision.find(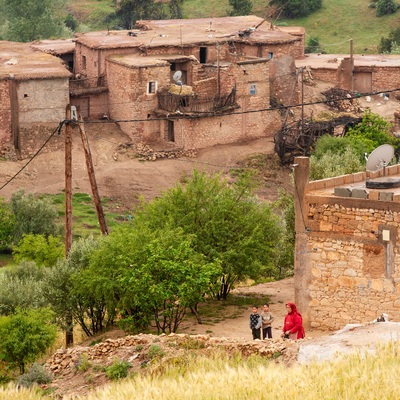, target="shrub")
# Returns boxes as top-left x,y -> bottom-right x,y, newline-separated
75,353 -> 92,372
16,363 -> 52,388
105,359 -> 131,380
147,345 -> 166,360
13,234 -> 64,267
376,0 -> 398,16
